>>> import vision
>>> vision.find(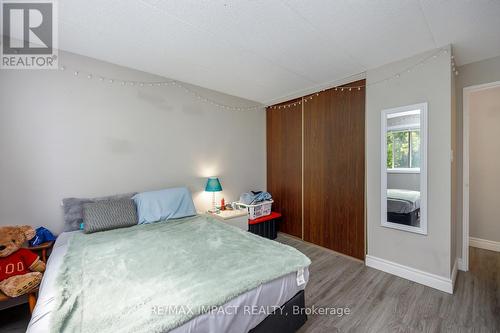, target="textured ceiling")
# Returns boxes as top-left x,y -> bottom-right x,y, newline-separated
58,0 -> 500,104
